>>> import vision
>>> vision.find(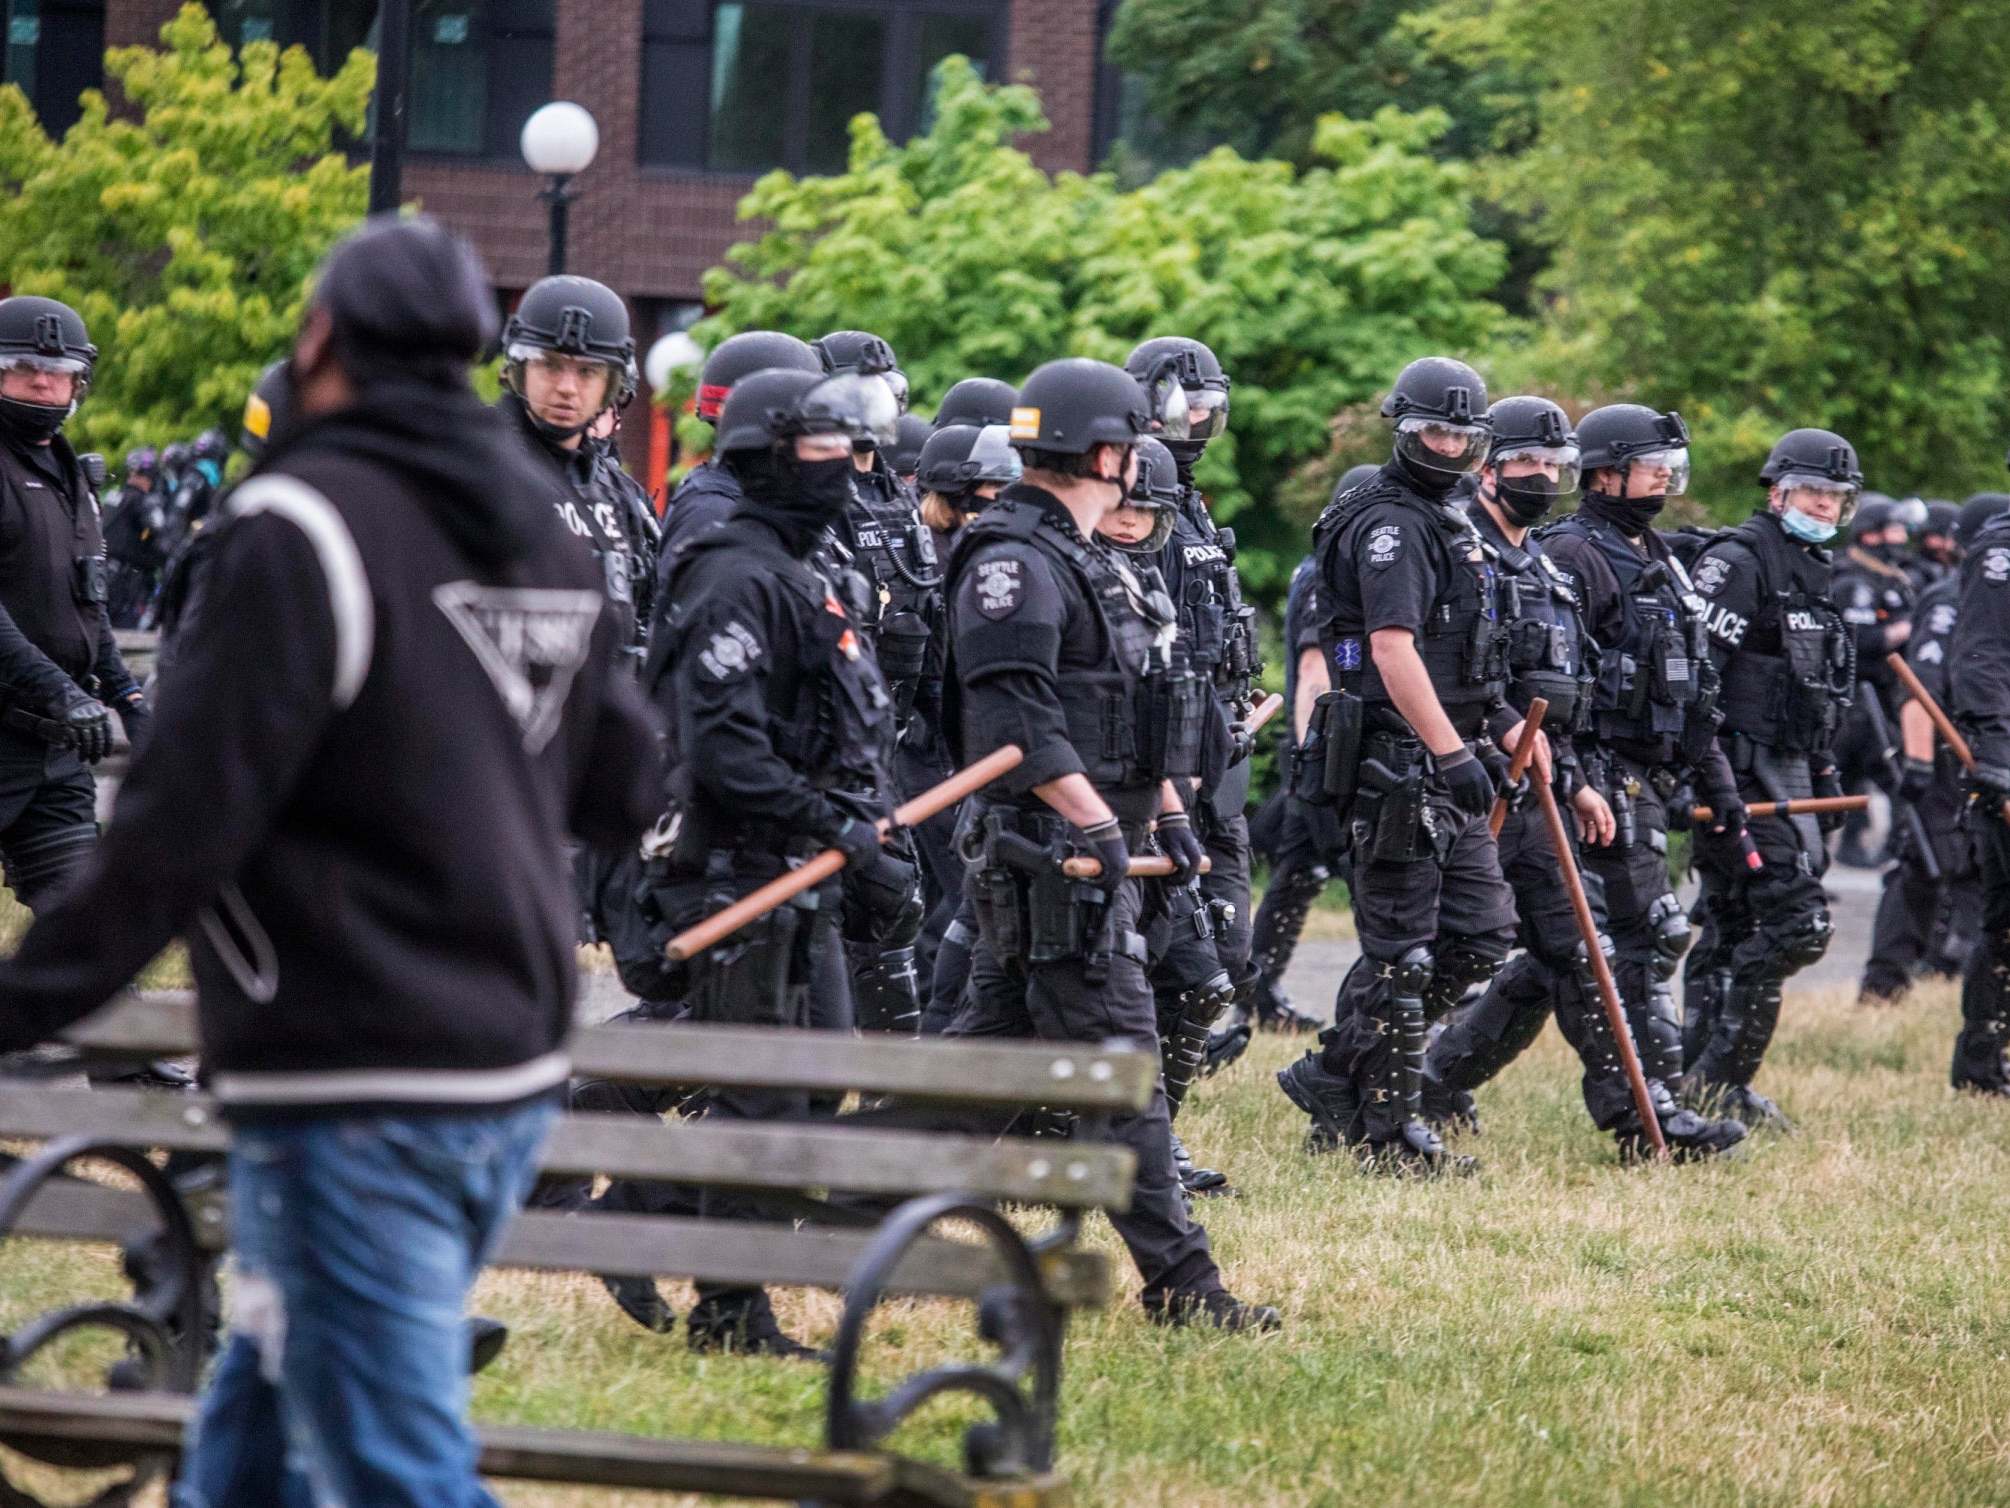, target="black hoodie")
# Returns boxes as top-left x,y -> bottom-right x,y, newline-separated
0,381 -> 662,1112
